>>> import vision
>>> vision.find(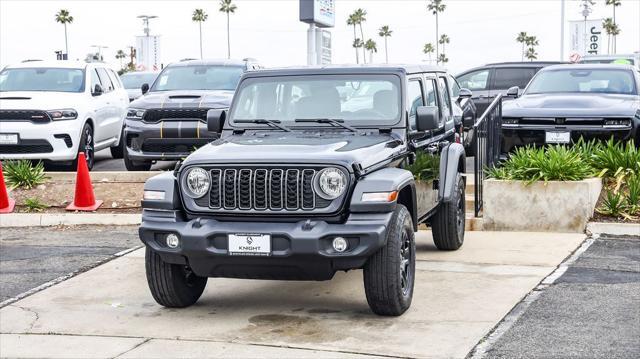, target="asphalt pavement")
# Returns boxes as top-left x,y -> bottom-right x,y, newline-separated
485,235 -> 640,358
0,226 -> 140,303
